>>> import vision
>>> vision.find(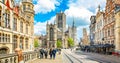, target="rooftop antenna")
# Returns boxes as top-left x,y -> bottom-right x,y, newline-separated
72,17 -> 75,27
